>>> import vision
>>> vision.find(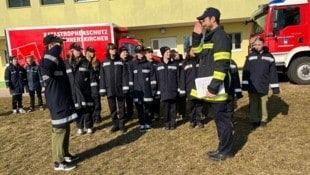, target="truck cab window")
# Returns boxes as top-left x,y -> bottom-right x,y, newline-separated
121,43 -> 136,56
275,8 -> 300,30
